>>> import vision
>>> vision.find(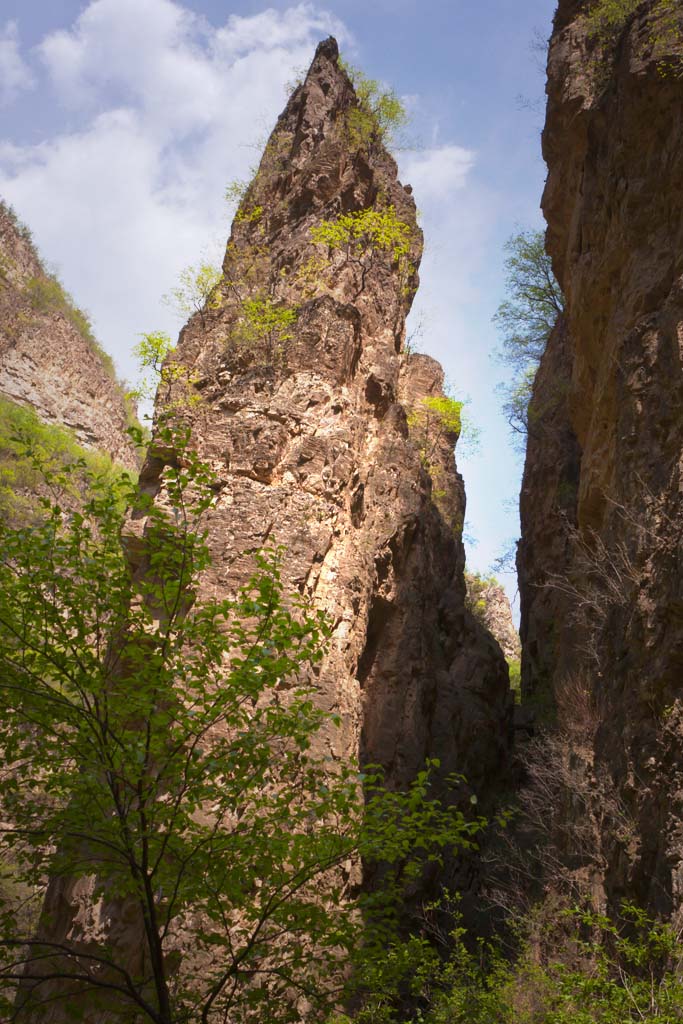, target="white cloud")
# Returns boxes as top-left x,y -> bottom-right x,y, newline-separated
214,6 -> 348,59
399,144 -> 475,200
0,20 -> 35,105
0,2 -> 351,385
